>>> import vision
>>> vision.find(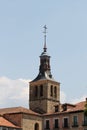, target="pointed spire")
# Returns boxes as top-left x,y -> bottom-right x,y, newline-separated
43,25 -> 47,52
